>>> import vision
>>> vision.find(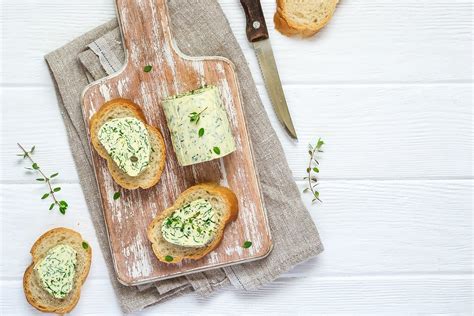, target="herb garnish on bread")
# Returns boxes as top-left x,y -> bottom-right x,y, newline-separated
89,98 -> 166,190
147,183 -> 238,263
23,228 -> 92,314
274,0 -> 339,37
